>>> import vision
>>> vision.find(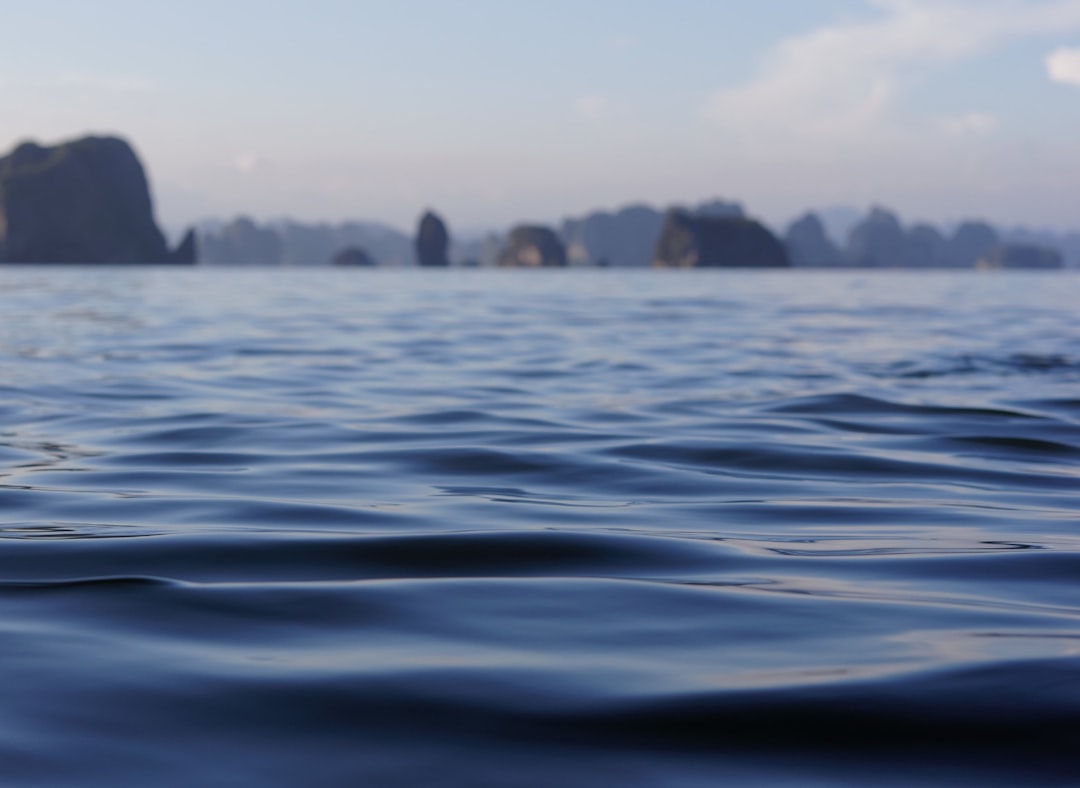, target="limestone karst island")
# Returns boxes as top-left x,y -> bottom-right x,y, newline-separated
0,136 -> 195,264
0,134 -> 1071,269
